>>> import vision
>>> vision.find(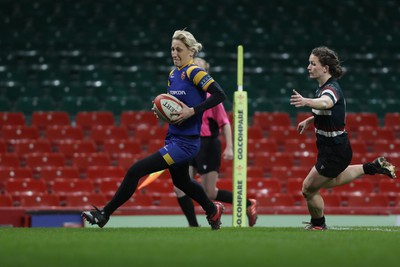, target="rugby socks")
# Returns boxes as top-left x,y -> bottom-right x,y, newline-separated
177,195 -> 199,227
215,190 -> 233,203
174,178 -> 216,216
215,190 -> 252,207
104,152 -> 168,216
311,216 -> 325,227
363,162 -> 378,175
